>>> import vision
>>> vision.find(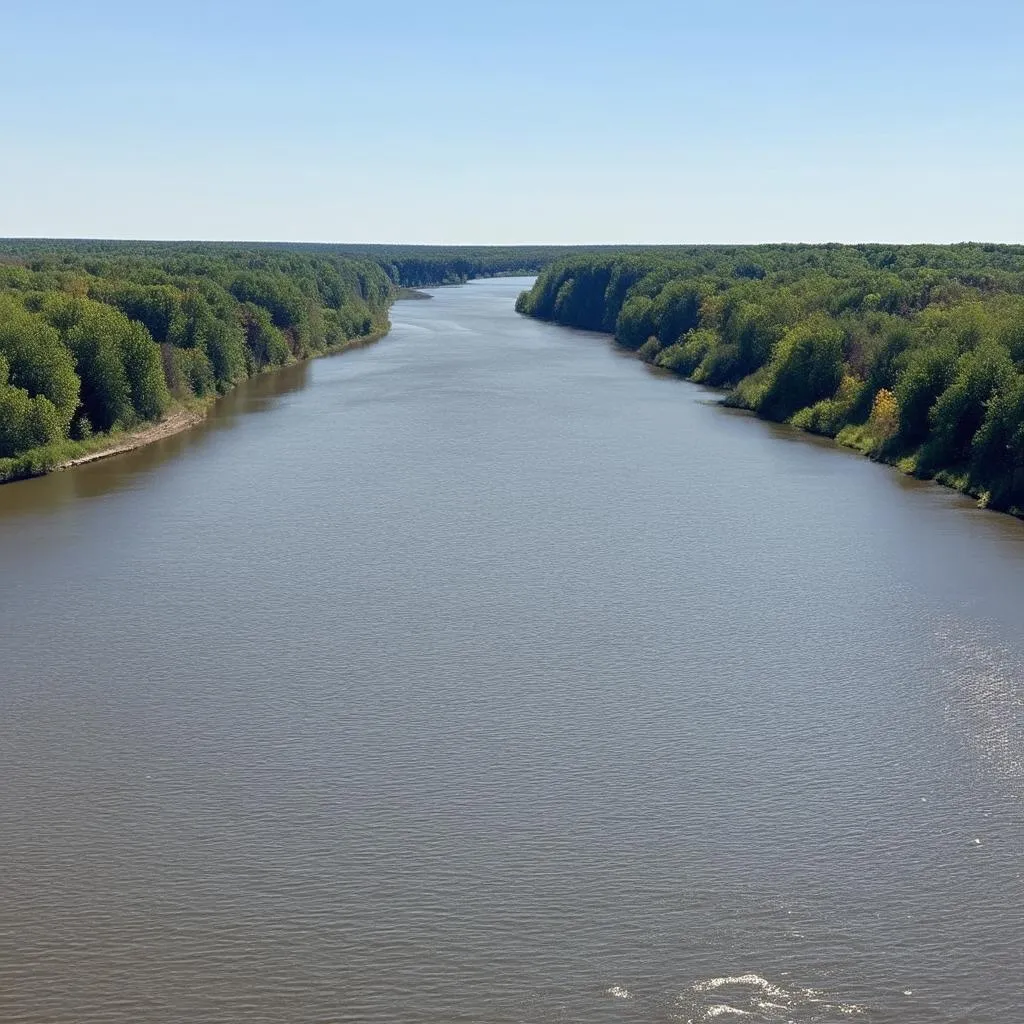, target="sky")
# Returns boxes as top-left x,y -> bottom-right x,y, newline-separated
3,0 -> 1023,244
